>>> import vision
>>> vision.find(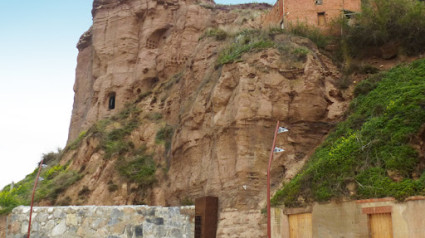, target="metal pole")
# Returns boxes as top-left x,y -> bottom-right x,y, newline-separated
27,159 -> 44,238
267,121 -> 280,238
